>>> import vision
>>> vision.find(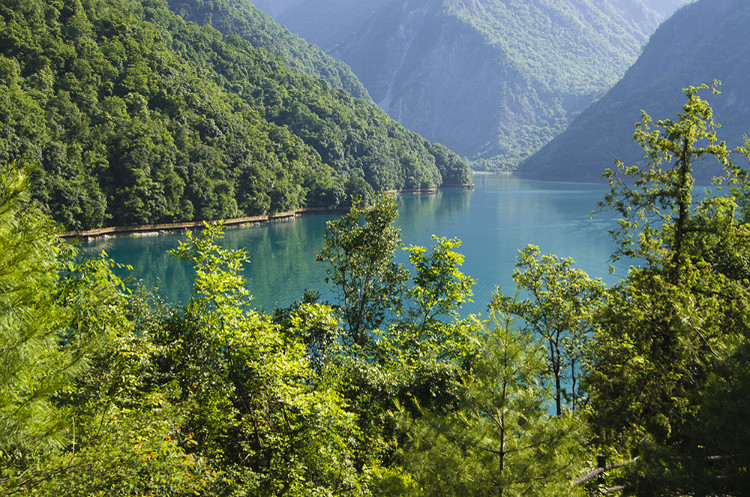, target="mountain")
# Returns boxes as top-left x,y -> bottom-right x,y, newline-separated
165,0 -> 370,100
517,0 -> 750,181
251,0 -> 690,170
0,0 -> 469,230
